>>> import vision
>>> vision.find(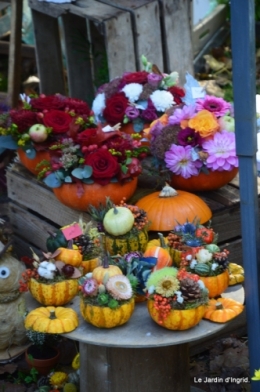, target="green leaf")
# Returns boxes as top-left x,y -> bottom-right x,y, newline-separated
82,165 -> 93,178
